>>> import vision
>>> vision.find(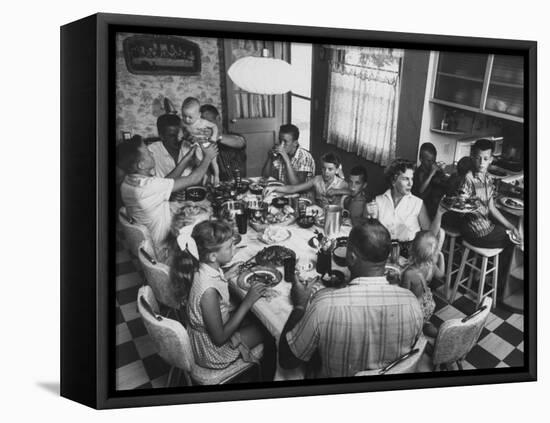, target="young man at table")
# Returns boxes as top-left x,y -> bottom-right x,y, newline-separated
117,135 -> 218,250
147,113 -> 197,178
279,220 -> 424,378
261,124 -> 315,185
